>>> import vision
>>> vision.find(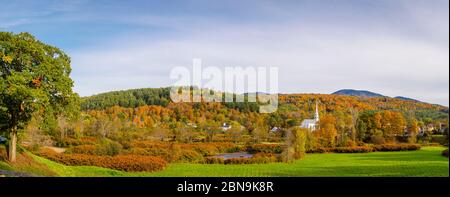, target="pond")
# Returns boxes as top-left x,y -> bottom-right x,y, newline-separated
212,152 -> 253,160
